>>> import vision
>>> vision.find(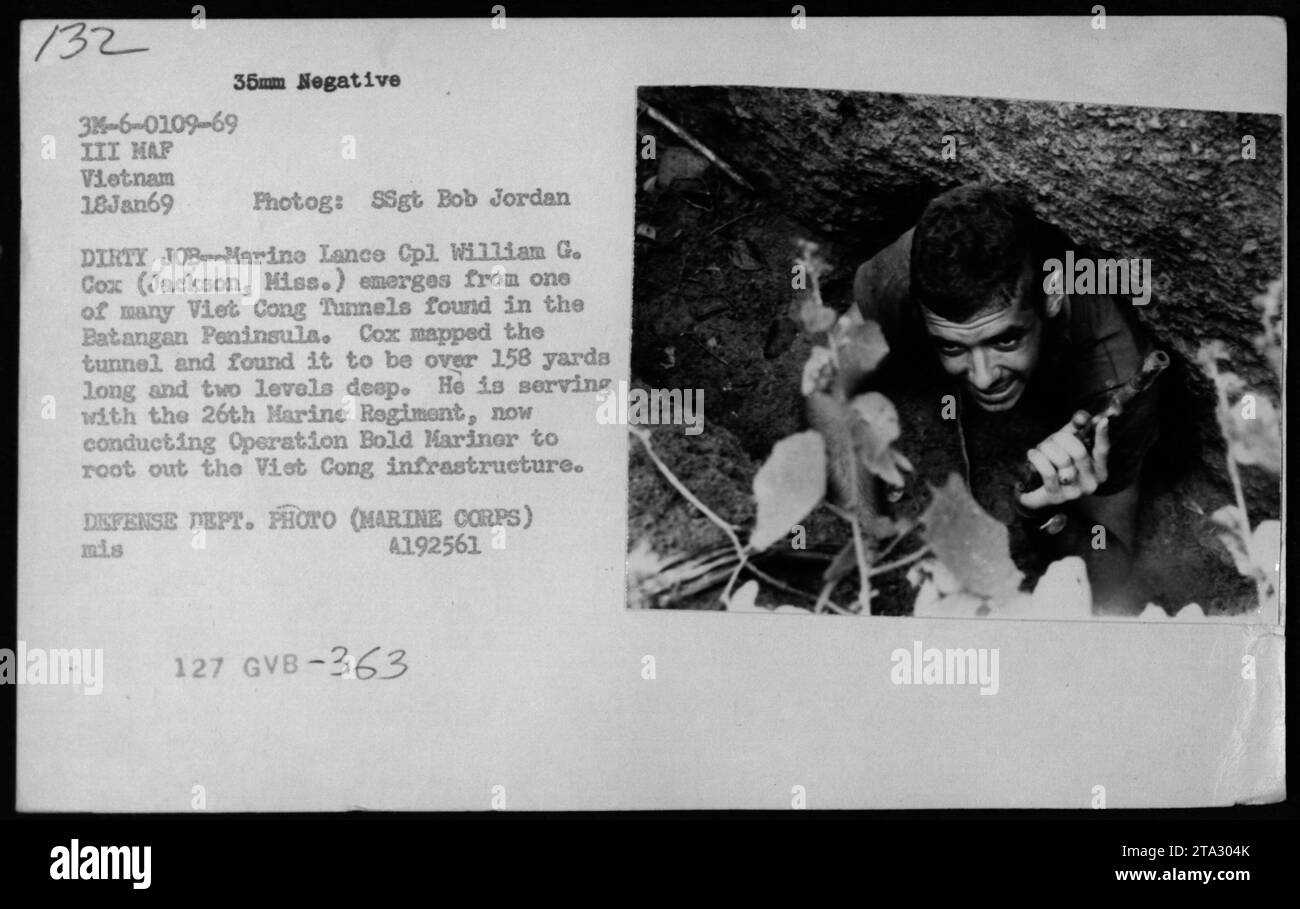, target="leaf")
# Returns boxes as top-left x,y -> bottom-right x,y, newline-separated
1254,279 -> 1283,323
800,346 -> 836,396
1214,537 -> 1254,578
750,431 -> 827,551
796,294 -> 837,334
656,145 -> 709,187
849,392 -> 906,487
1024,556 -> 1092,619
850,392 -> 900,442
911,559 -> 986,617
626,538 -> 671,583
728,238 -> 763,271
1210,505 -> 1257,580
788,241 -> 837,336
727,582 -> 811,615
1252,281 -> 1284,380
1248,520 -> 1281,583
909,557 -> 962,595
918,473 -> 1024,599
1223,394 -> 1282,473
983,590 -> 1035,618
913,588 -> 987,618
626,538 -> 673,610
832,317 -> 889,389
1209,504 -> 1247,533
1195,340 -> 1229,375
725,580 -> 761,612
